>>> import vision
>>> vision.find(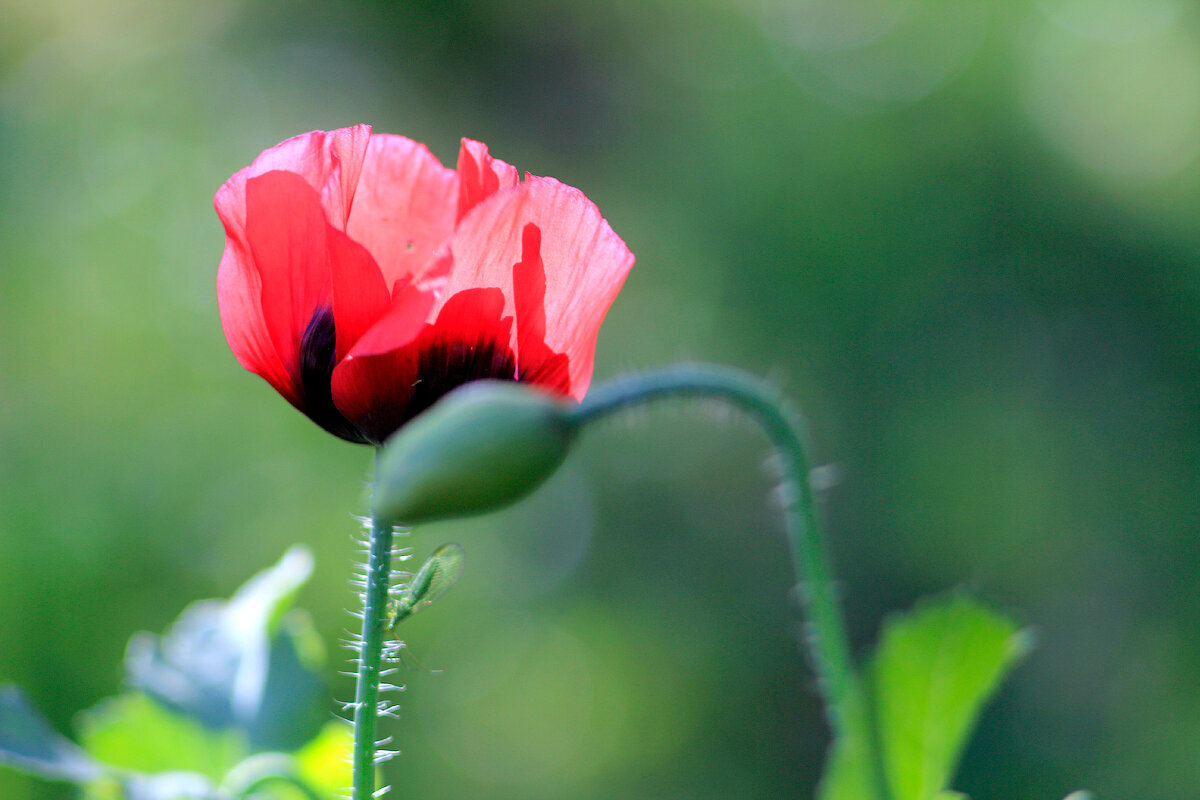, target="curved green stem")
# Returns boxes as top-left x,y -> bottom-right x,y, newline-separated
569,364 -> 886,800
352,451 -> 395,800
